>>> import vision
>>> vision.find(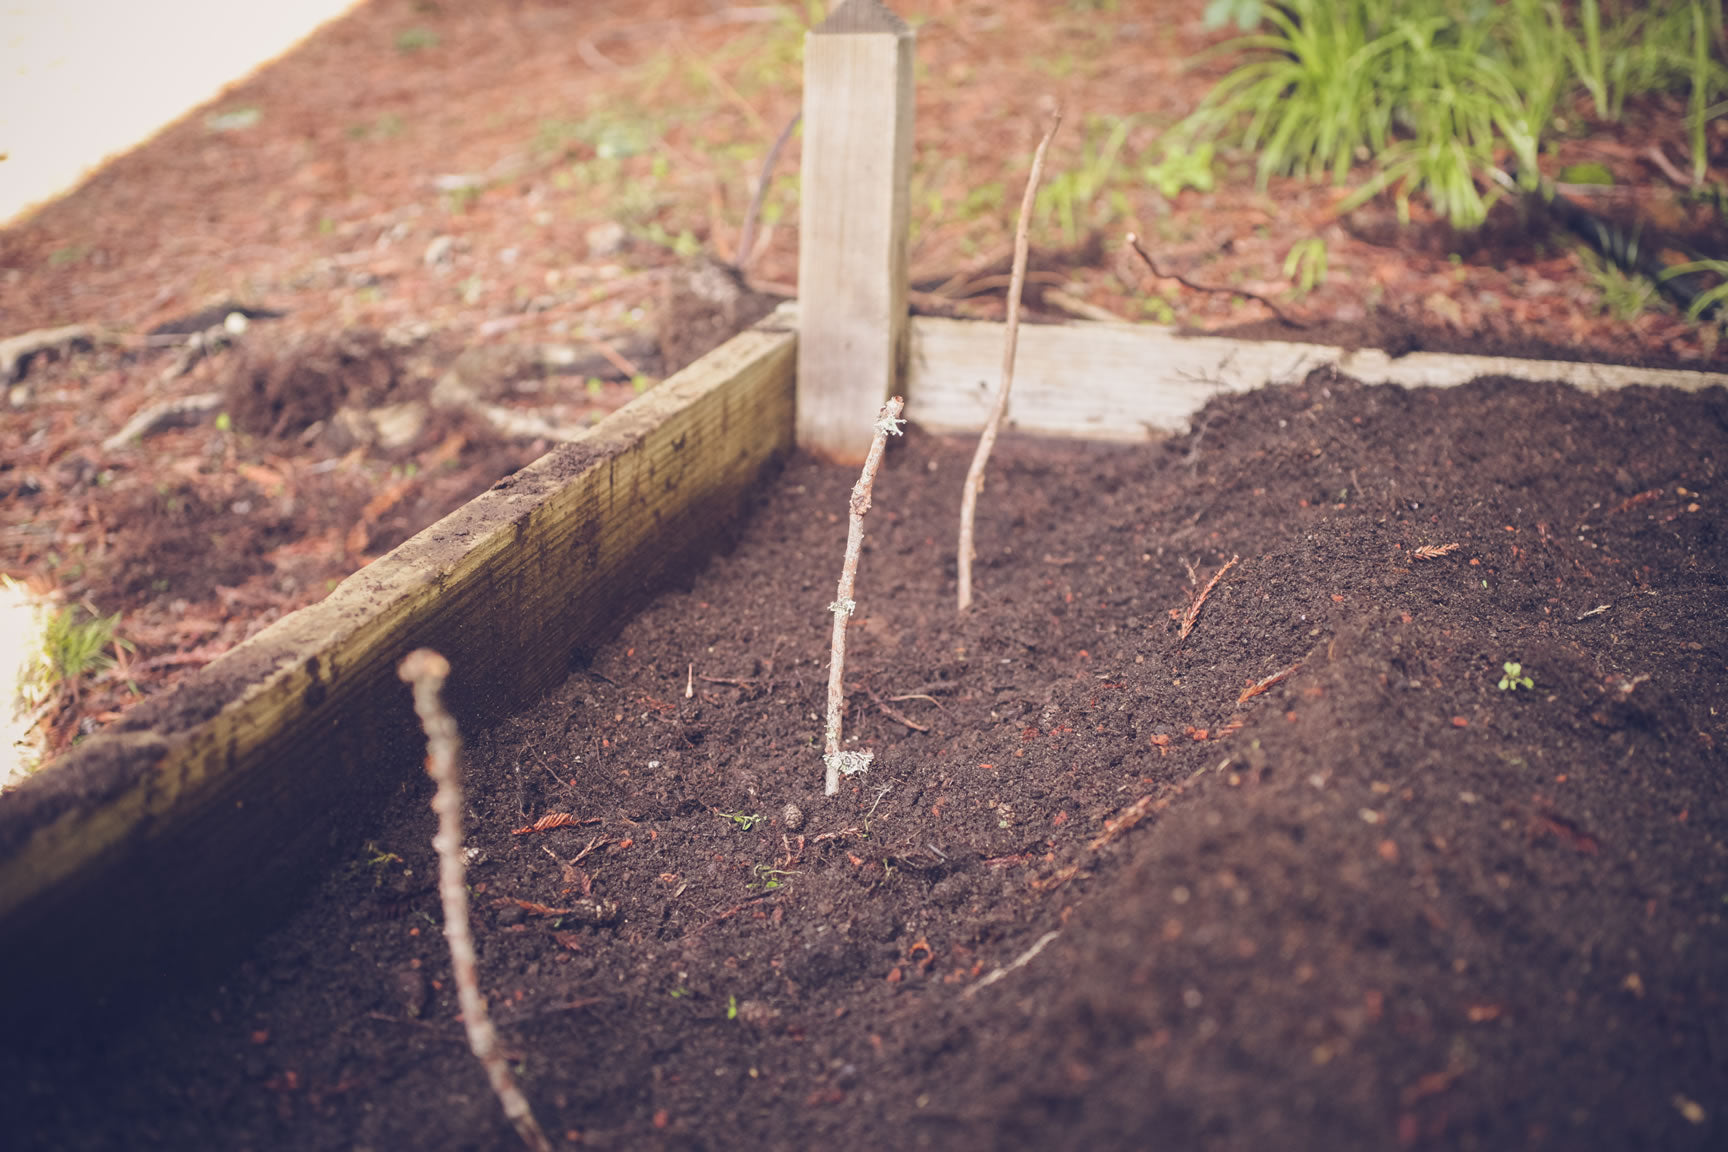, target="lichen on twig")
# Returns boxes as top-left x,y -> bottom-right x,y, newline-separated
824,397 -> 905,796
398,649 -> 553,1152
